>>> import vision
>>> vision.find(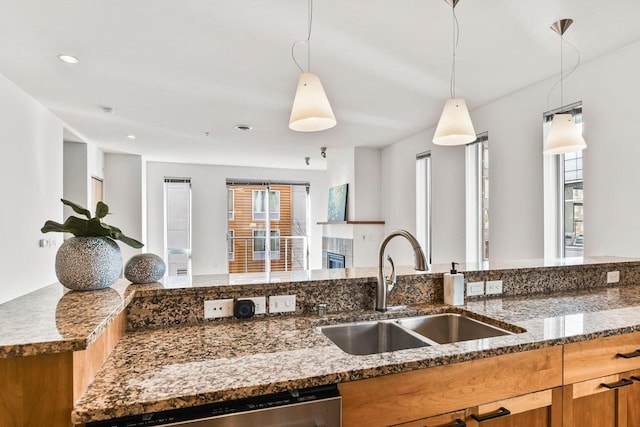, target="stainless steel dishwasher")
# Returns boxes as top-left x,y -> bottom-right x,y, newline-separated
86,384 -> 341,427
